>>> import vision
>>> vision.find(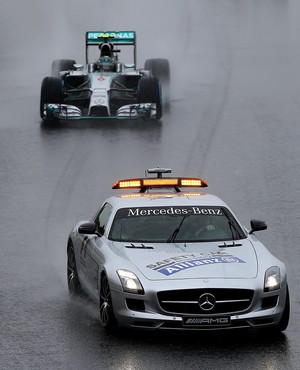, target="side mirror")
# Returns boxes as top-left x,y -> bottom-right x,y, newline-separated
78,221 -> 97,234
249,219 -> 267,234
